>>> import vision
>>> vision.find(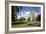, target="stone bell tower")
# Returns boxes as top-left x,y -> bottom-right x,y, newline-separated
30,10 -> 35,22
